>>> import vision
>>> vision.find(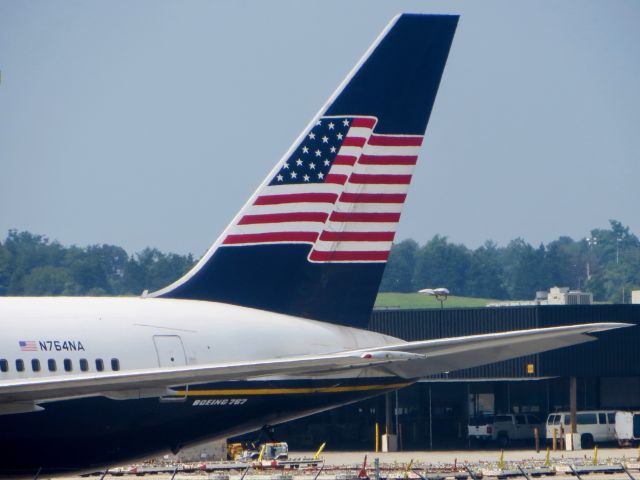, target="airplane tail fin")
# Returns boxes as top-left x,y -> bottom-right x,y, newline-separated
151,14 -> 458,329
